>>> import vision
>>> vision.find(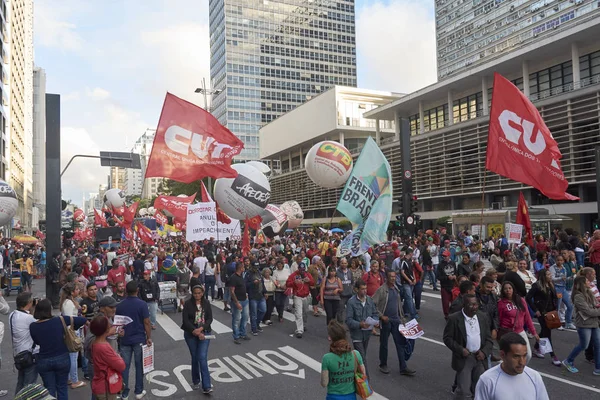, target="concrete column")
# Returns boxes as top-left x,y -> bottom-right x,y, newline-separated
481,76 -> 489,116
418,101 -> 425,134
394,111 -> 400,140
447,91 -> 454,126
299,150 -> 304,168
375,119 -> 381,144
339,131 -> 345,146
522,60 -> 530,97
288,151 -> 292,172
572,42 -> 581,85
